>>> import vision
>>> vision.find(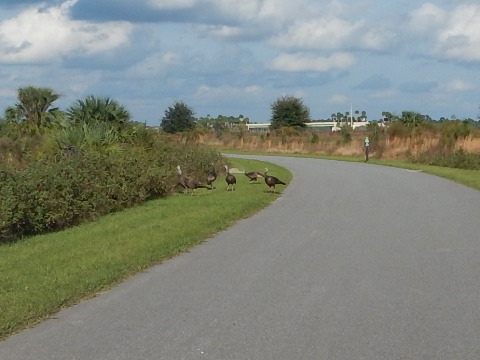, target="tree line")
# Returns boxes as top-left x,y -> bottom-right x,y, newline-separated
2,86 -> 479,138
